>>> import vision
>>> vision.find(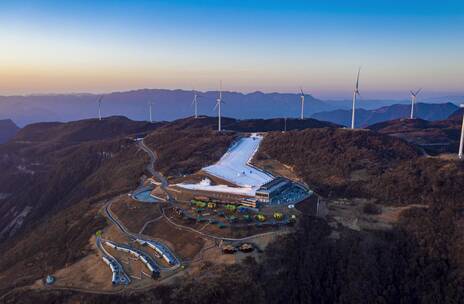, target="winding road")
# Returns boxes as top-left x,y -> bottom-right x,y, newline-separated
138,139 -> 173,202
